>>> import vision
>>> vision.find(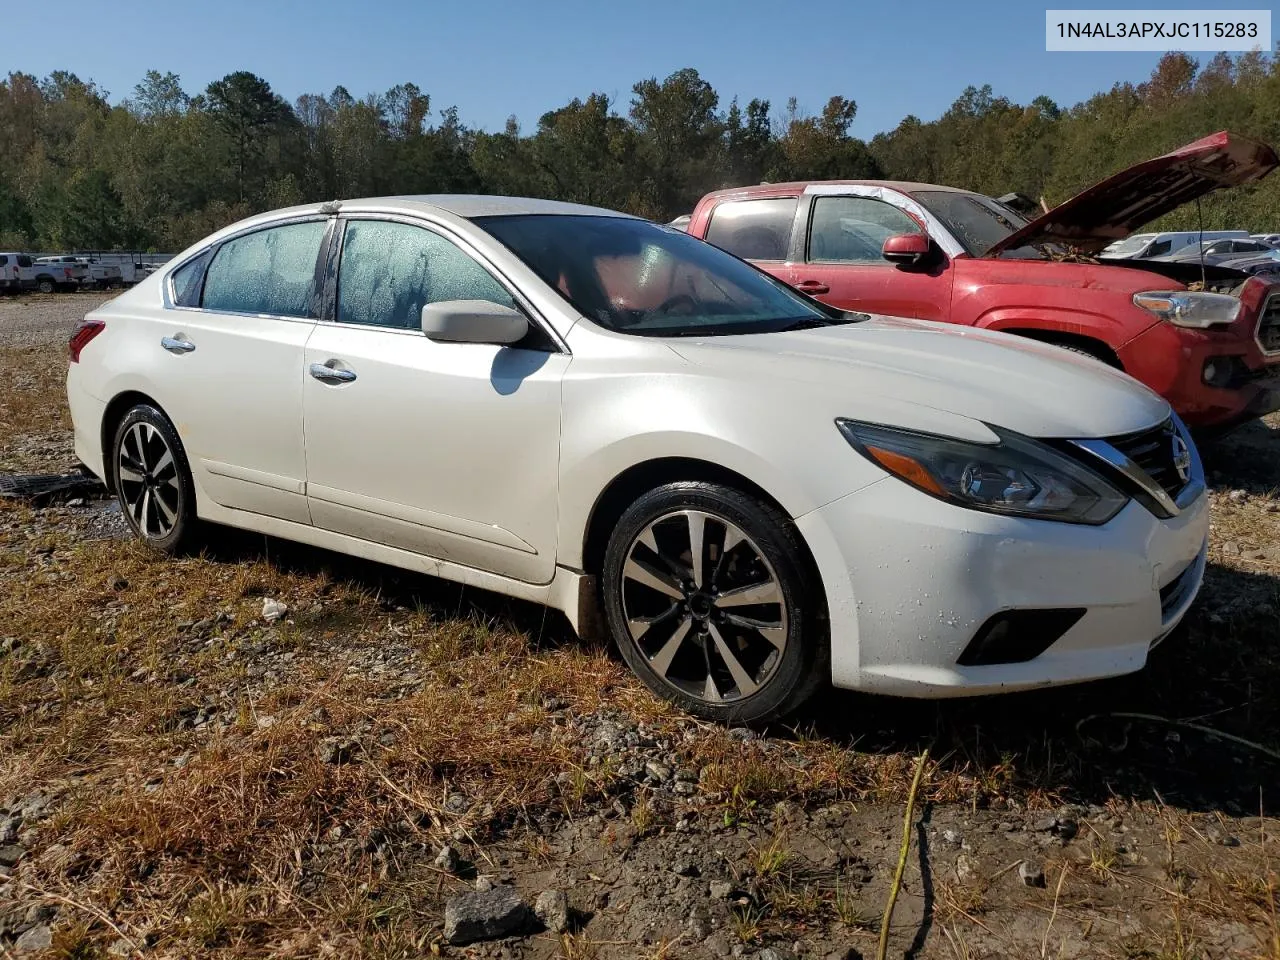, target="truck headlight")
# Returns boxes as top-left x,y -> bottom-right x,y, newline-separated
1133,291 -> 1241,328
837,420 -> 1128,525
